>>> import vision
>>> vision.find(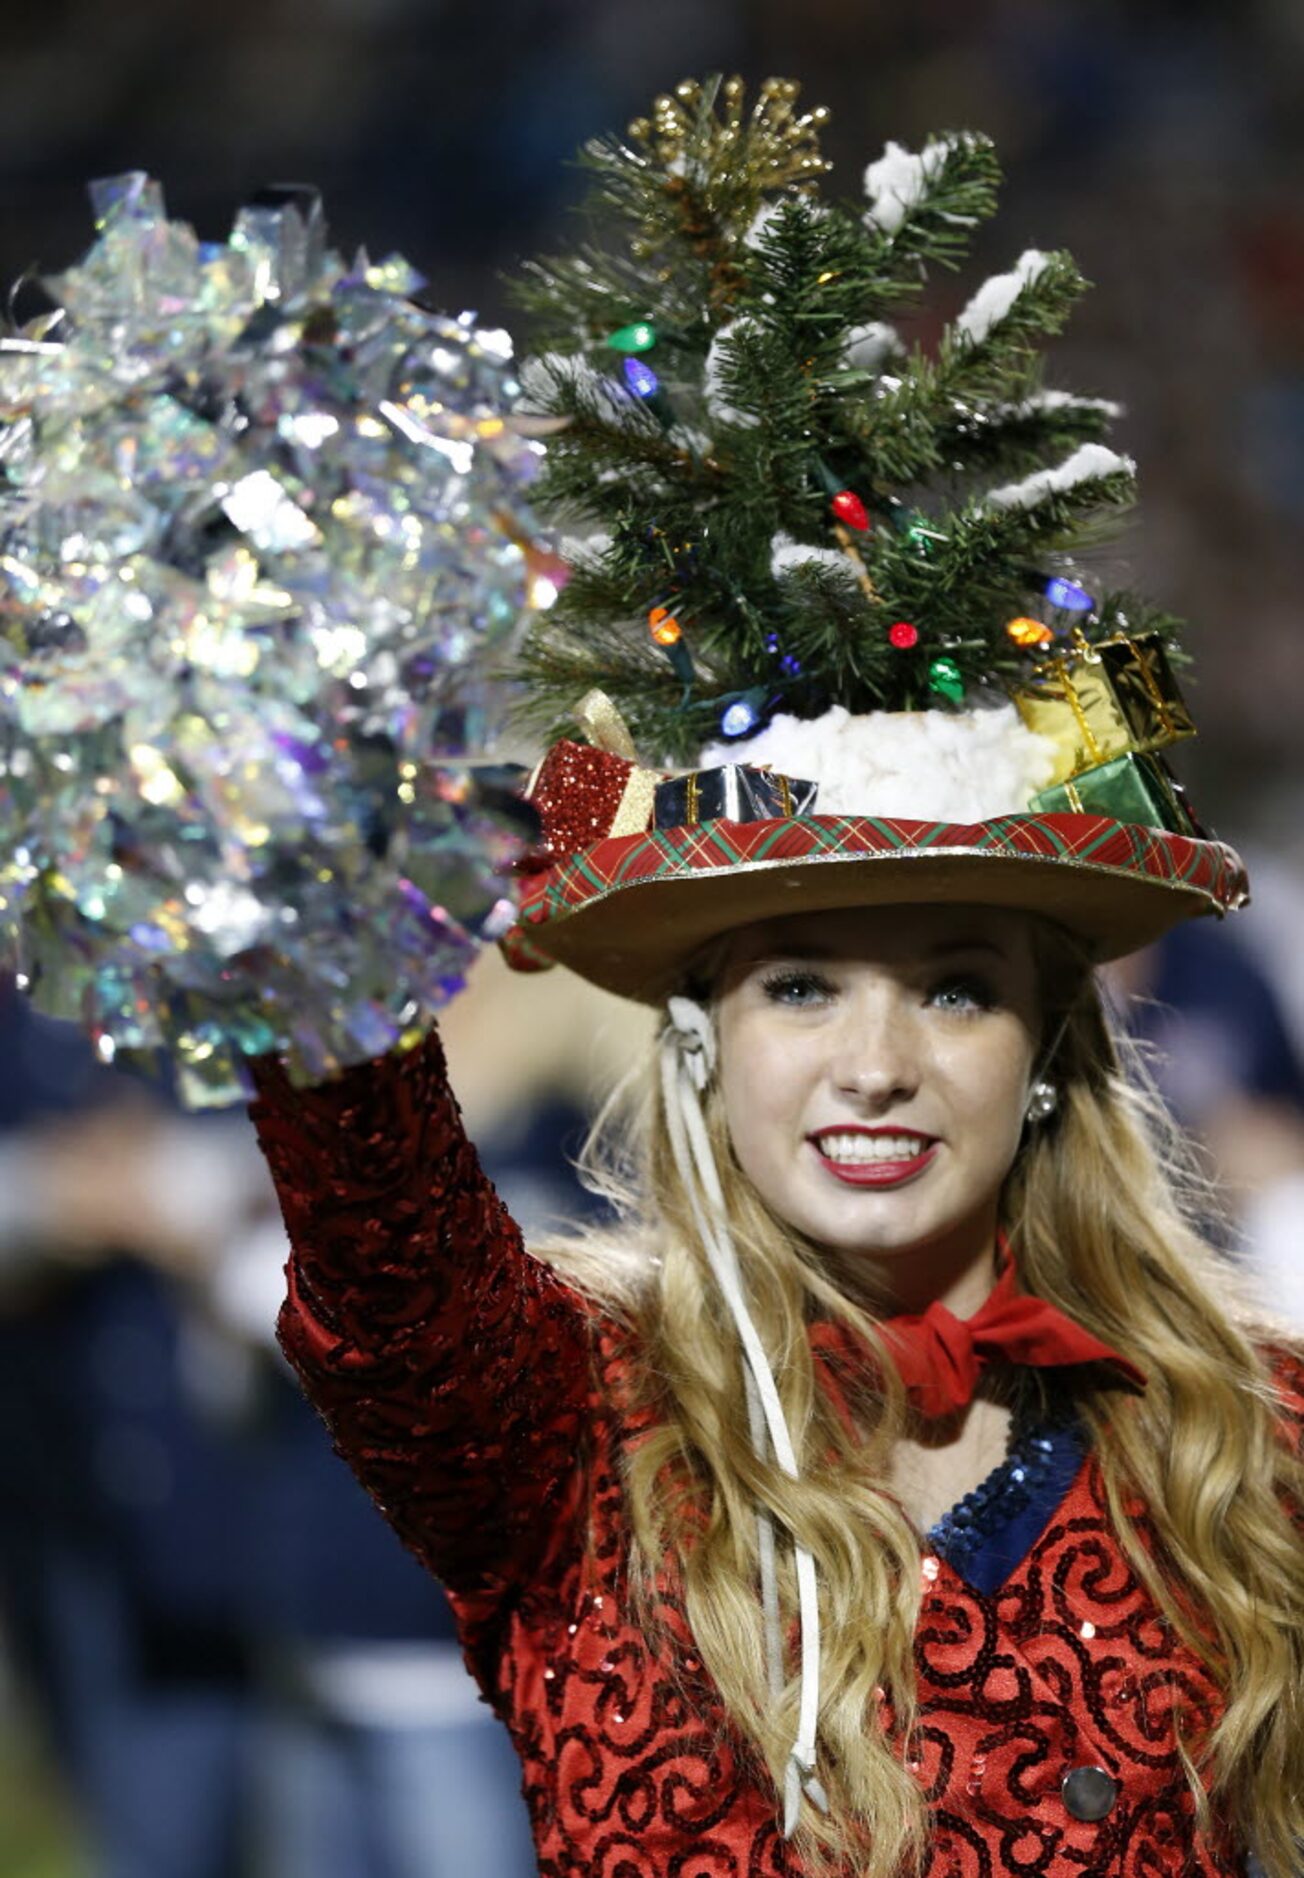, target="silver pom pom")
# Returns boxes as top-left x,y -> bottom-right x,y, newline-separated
0,175 -> 544,1104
